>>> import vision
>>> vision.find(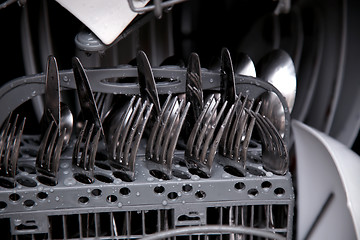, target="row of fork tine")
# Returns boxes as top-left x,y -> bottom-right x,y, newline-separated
0,114 -> 26,178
